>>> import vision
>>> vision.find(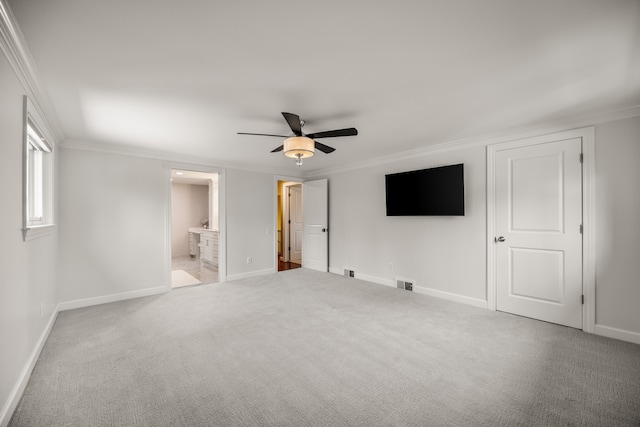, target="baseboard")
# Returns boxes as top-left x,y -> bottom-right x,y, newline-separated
58,286 -> 170,311
352,272 -> 395,288
594,324 -> 640,345
0,306 -> 59,427
413,285 -> 488,309
225,268 -> 274,282
328,268 -> 487,308
329,267 -> 346,277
